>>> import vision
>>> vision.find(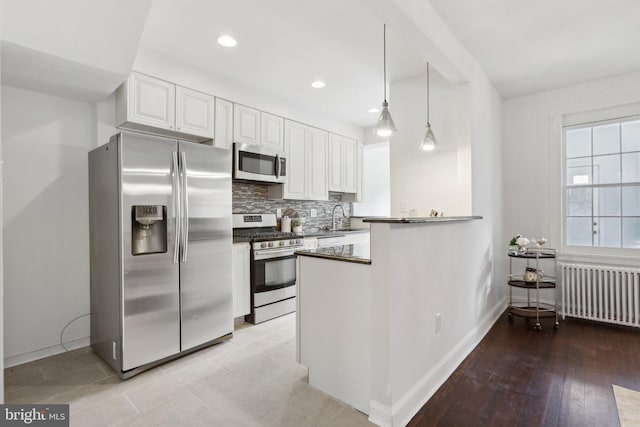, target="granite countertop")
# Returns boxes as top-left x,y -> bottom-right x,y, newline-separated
295,243 -> 371,265
233,228 -> 369,243
362,216 -> 483,224
303,229 -> 369,238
